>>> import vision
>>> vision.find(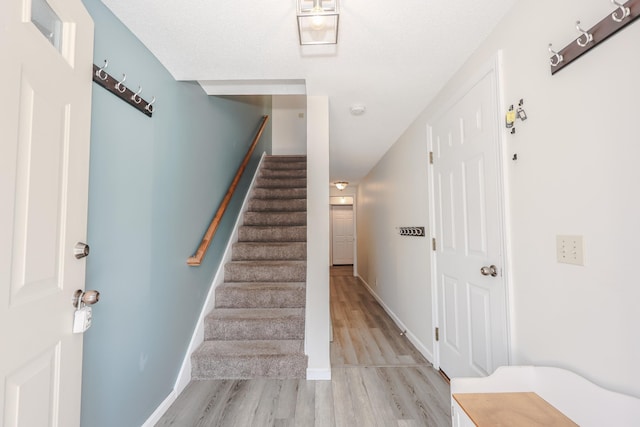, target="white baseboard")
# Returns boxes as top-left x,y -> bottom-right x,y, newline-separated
140,390 -> 177,427
356,275 -> 435,364
307,368 -> 332,380
142,153 -> 266,426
